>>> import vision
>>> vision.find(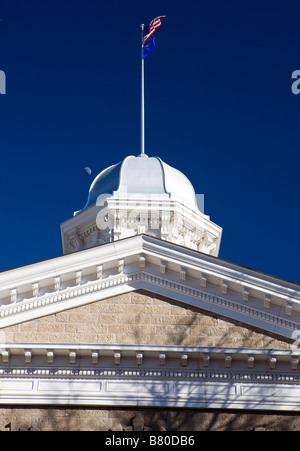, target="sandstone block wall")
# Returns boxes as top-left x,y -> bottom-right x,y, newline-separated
0,406 -> 300,431
0,290 -> 292,348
